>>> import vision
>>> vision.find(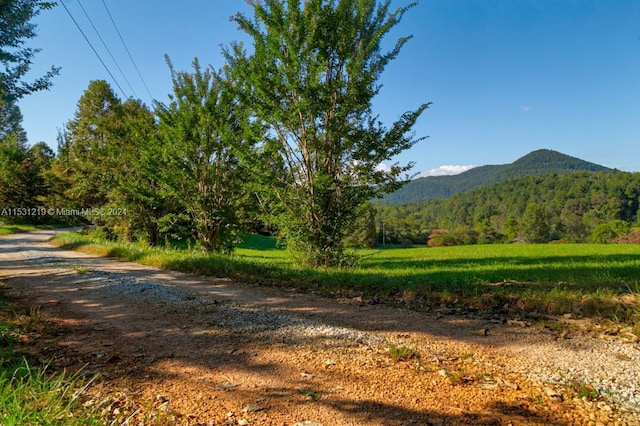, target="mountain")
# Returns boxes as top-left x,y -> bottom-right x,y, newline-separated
382,149 -> 612,203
